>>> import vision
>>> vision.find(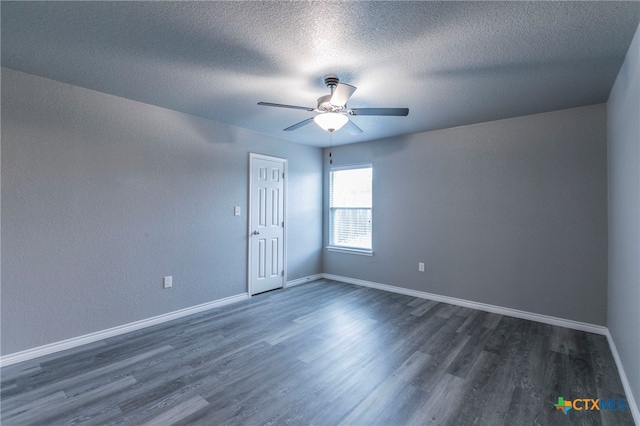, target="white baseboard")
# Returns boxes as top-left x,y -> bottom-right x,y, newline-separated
0,293 -> 249,367
321,274 -> 608,335
606,331 -> 640,424
286,274 -> 323,288
2,274 -> 636,422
